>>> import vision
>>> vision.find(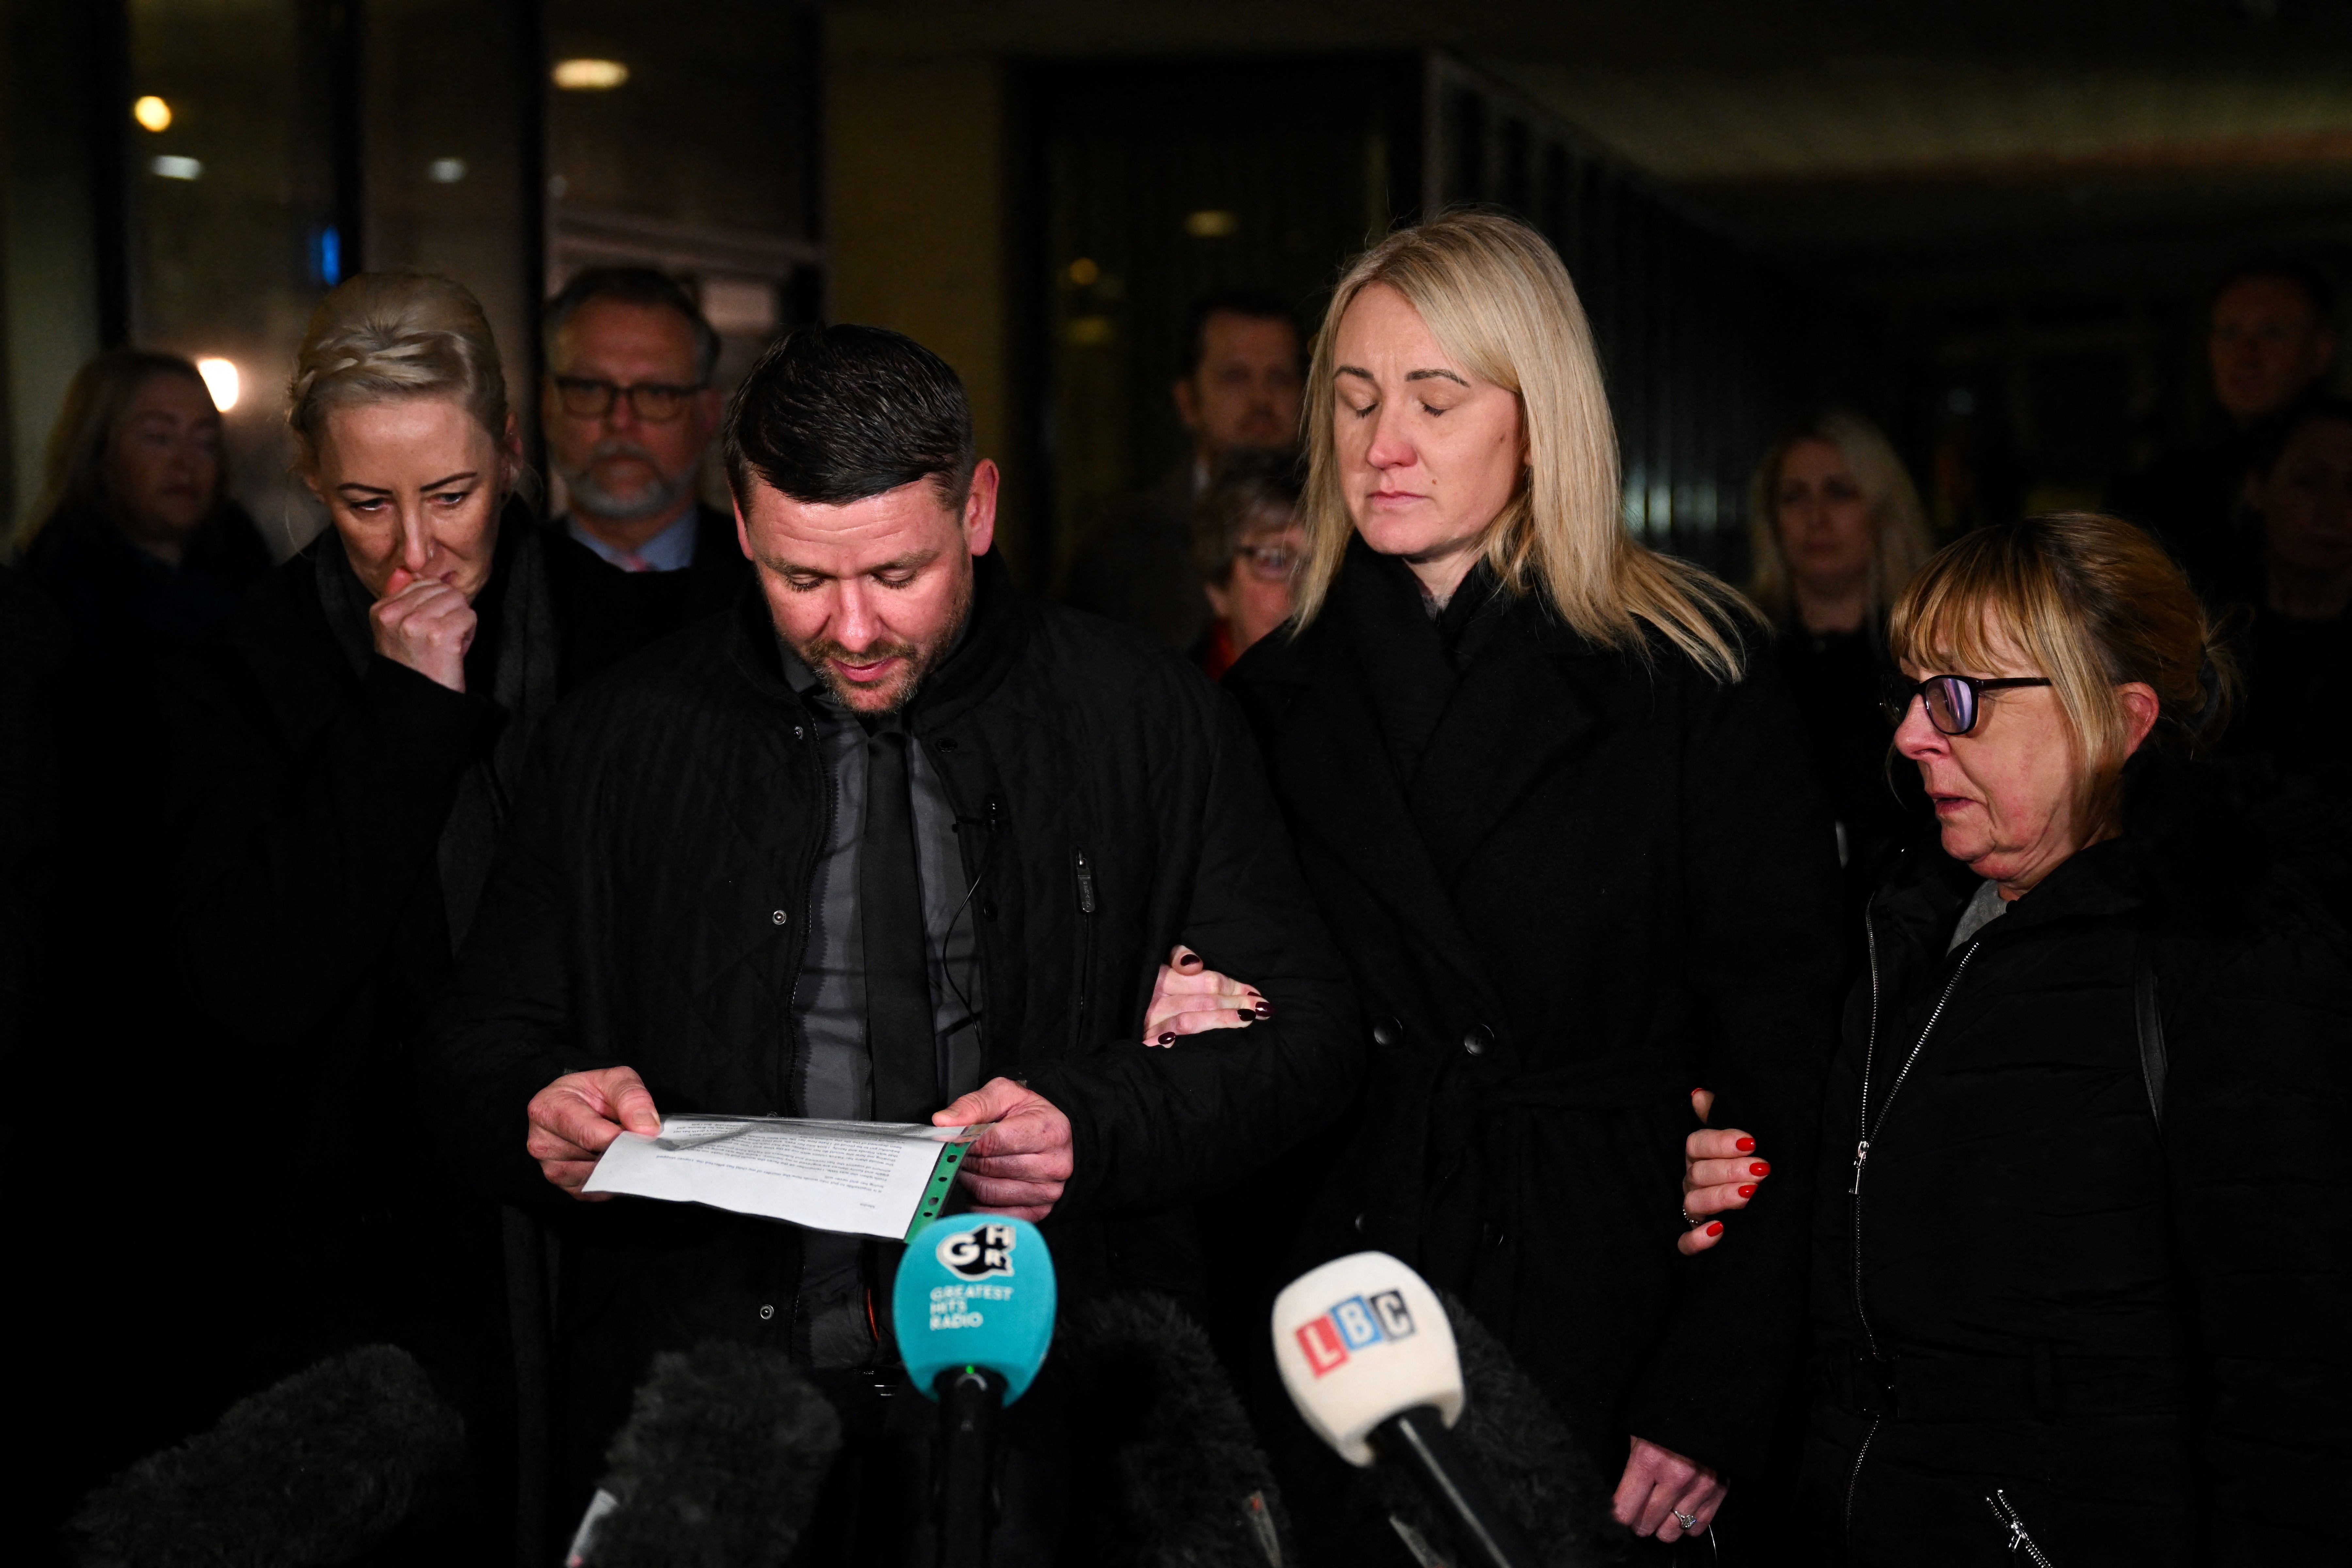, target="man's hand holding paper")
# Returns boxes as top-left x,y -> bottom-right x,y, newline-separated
527,1065 -> 663,1200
